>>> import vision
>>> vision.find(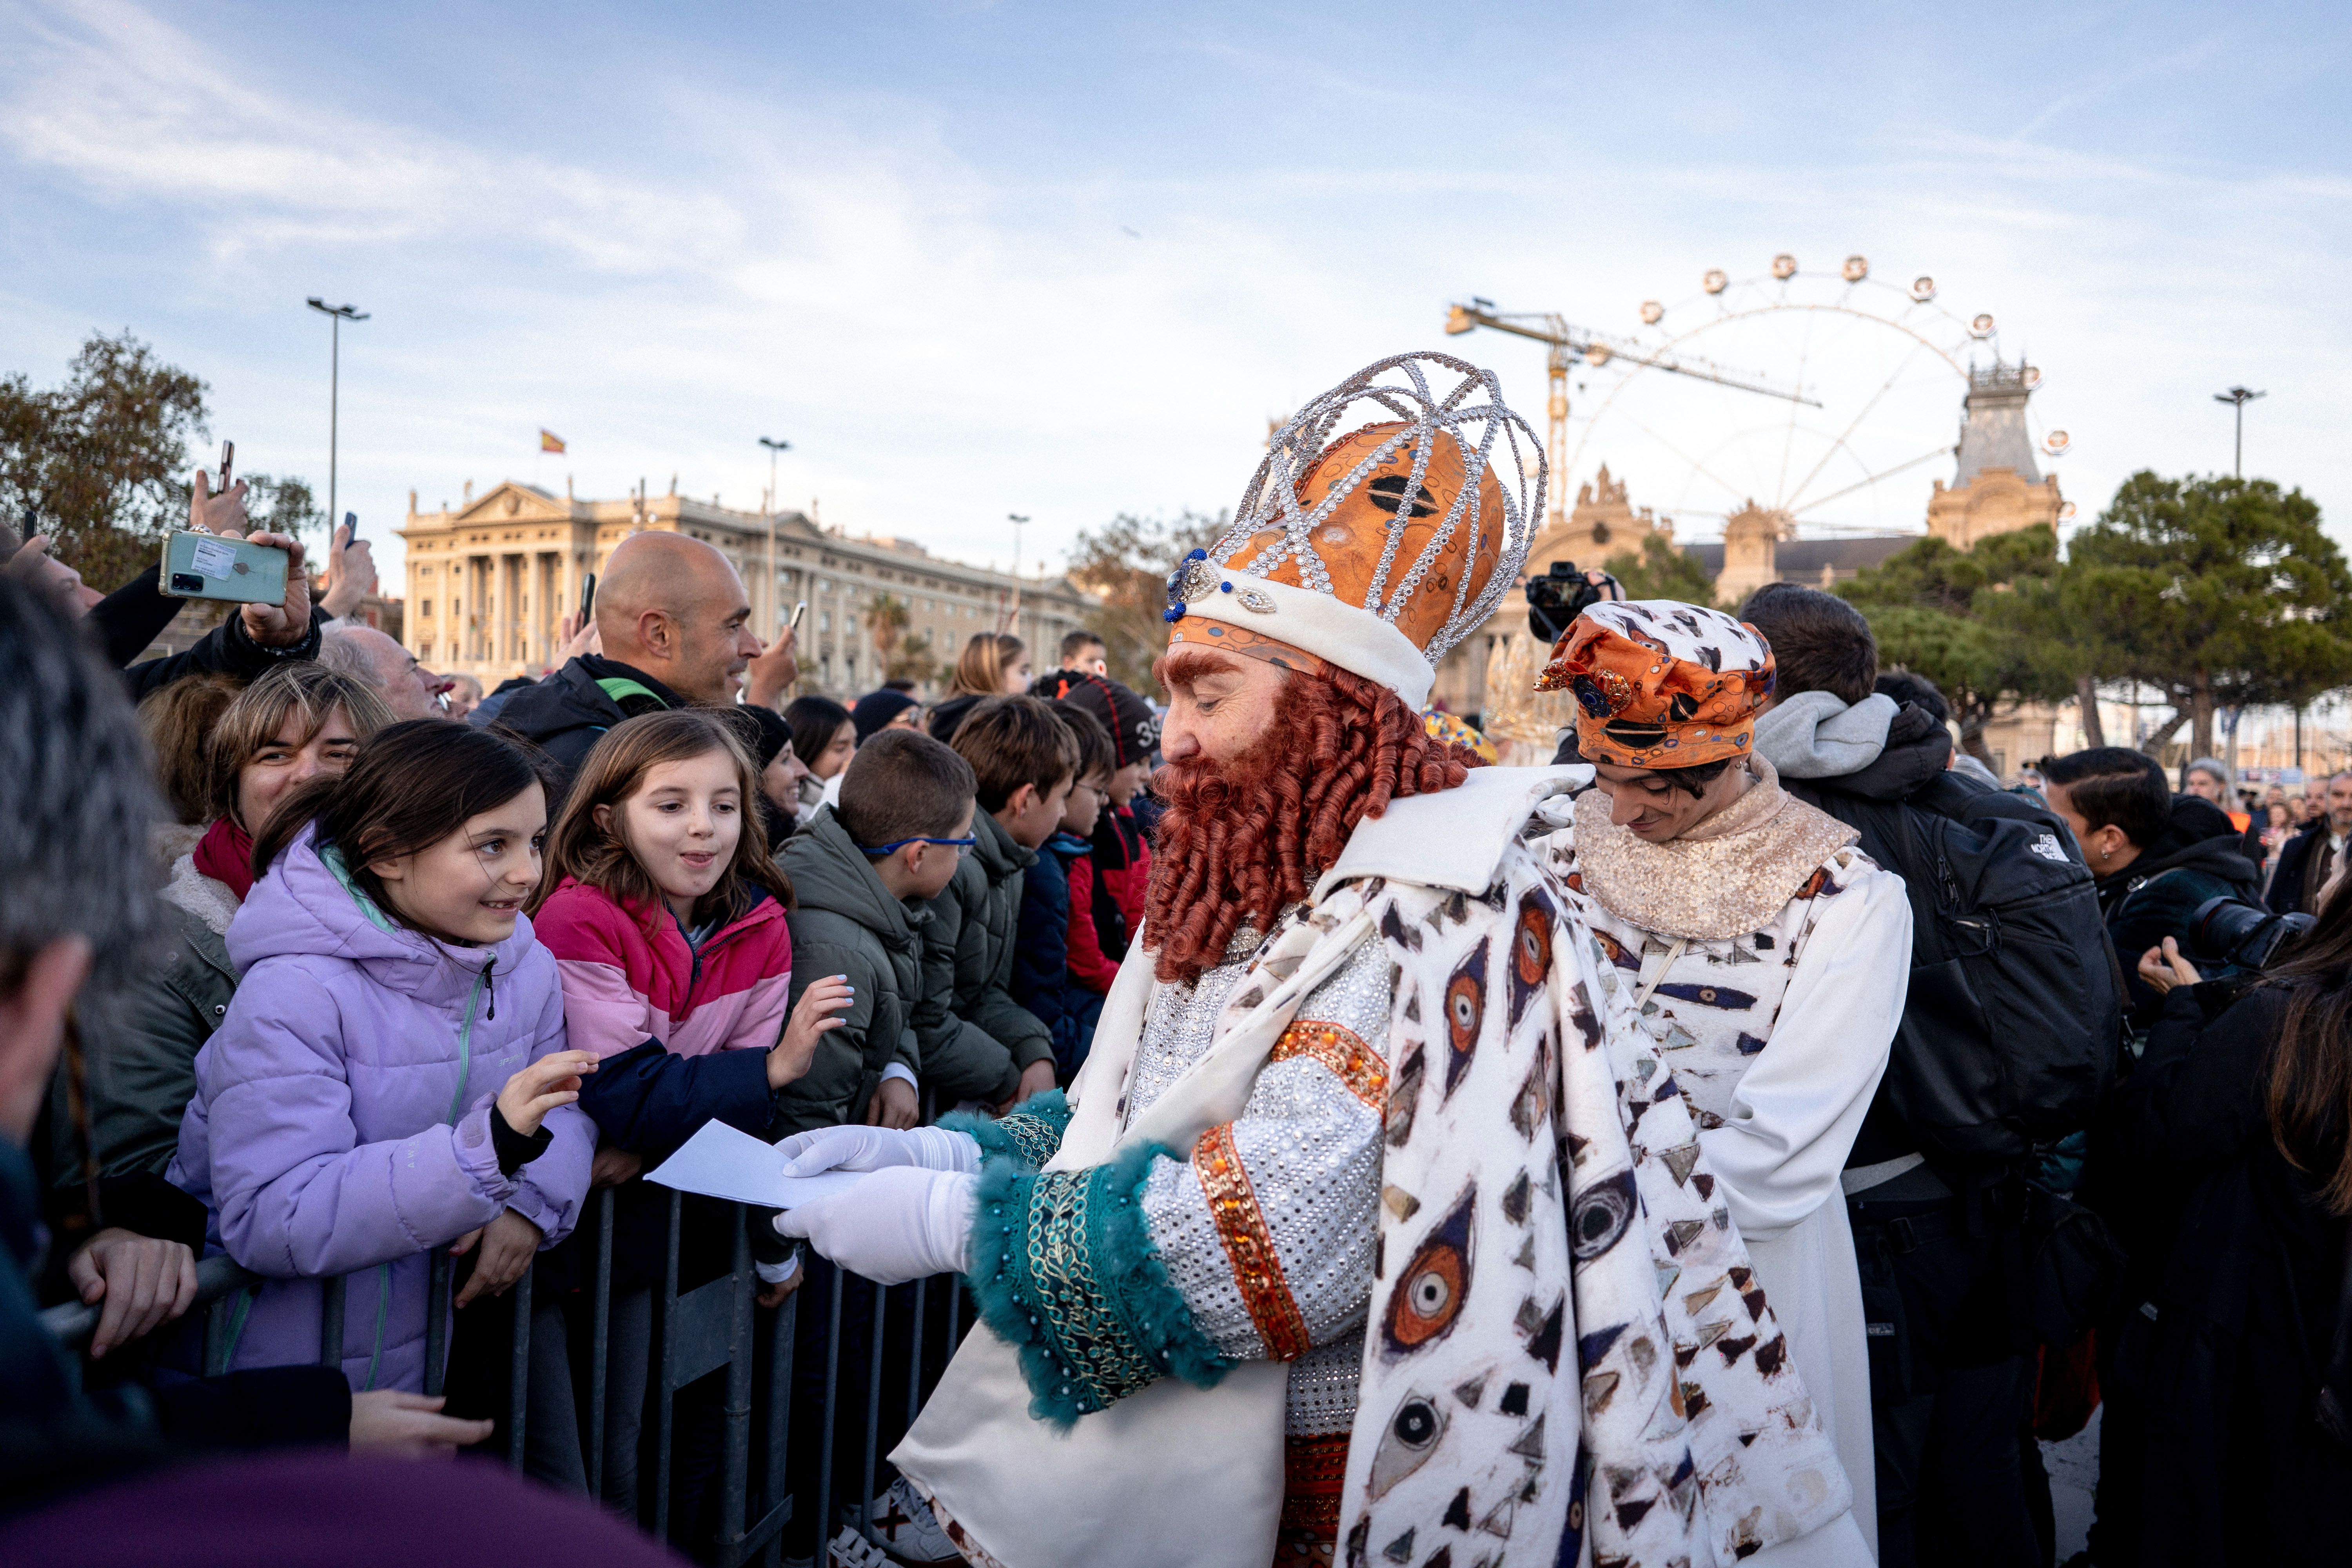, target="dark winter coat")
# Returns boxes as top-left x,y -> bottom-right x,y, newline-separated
2100,796 -> 2263,1018
479,655 -> 684,799
119,608 -> 322,704
925,810 -> 1055,1083
773,807 -> 926,1136
2107,981 -> 2352,1566
924,692 -> 984,747
2268,820 -> 2337,917
1011,831 -> 1104,1078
